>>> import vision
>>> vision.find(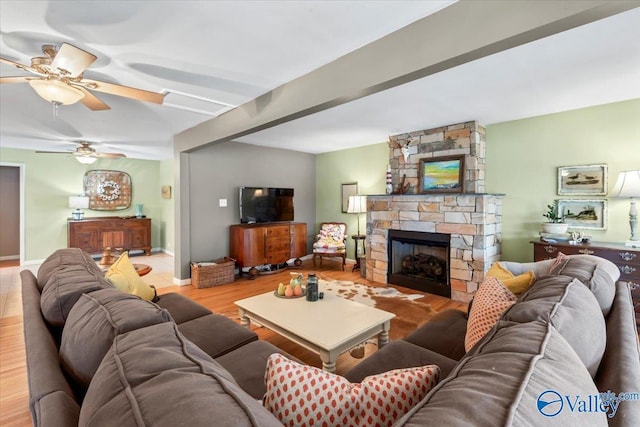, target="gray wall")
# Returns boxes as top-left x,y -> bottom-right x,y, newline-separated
187,141 -> 316,263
